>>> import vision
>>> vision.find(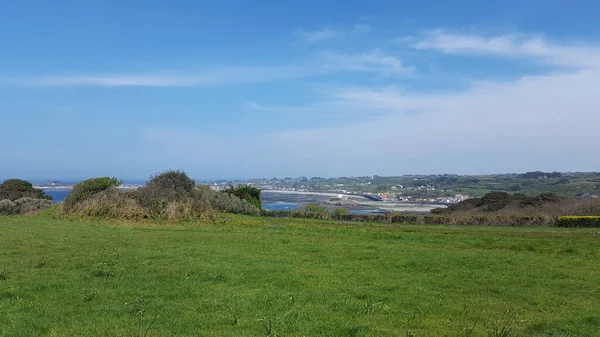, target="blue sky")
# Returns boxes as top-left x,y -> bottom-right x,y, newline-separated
1,0 -> 600,181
